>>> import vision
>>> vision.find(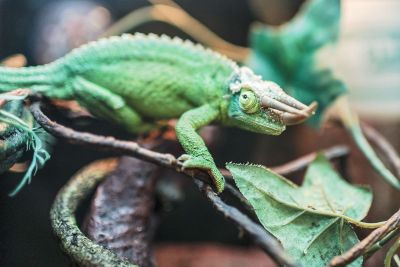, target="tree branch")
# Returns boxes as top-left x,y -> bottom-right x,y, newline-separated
30,100 -> 298,267
30,101 -> 178,169
83,157 -> 159,267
